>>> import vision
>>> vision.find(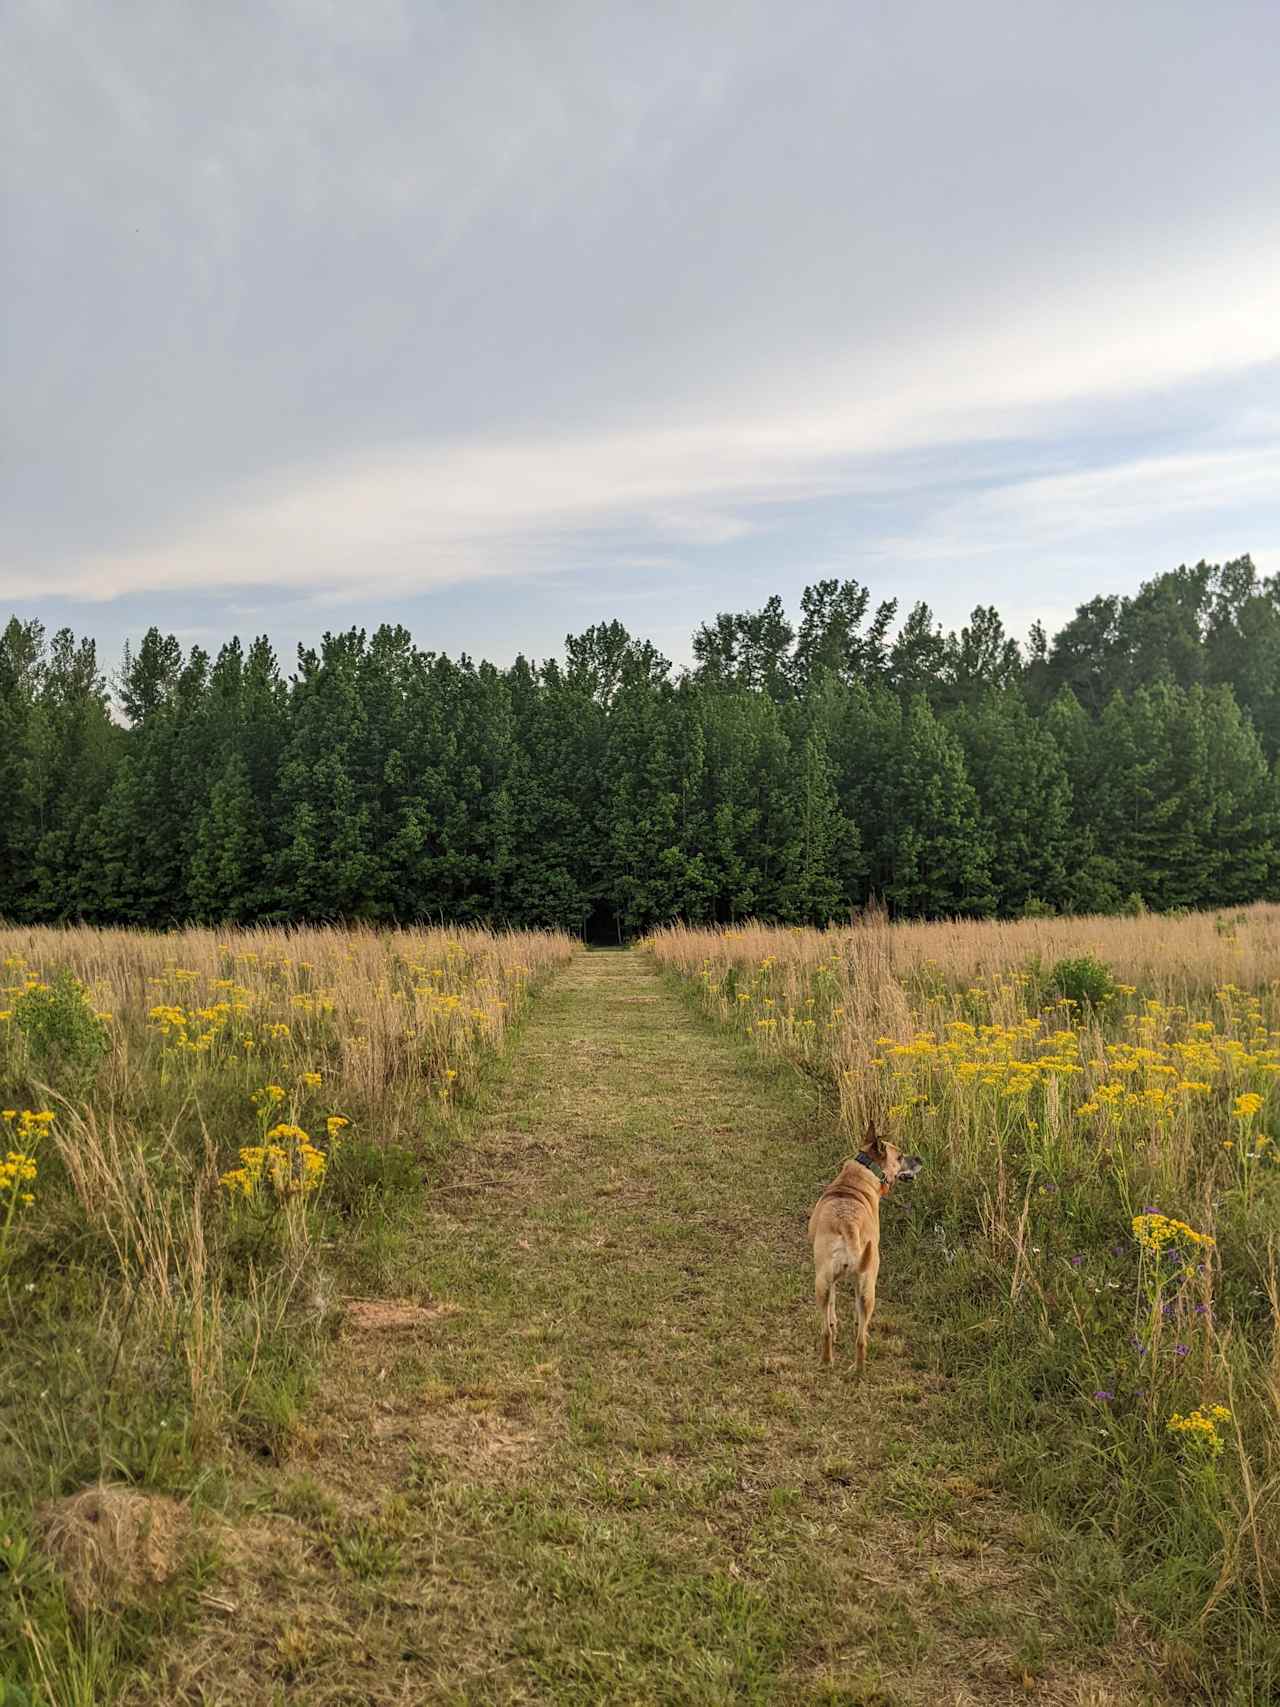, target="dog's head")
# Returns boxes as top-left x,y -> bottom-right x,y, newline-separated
861,1120 -> 924,1188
